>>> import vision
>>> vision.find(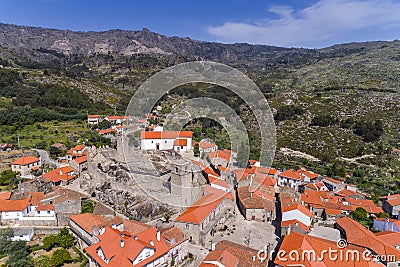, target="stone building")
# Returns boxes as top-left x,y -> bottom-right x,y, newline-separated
174,188 -> 234,246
